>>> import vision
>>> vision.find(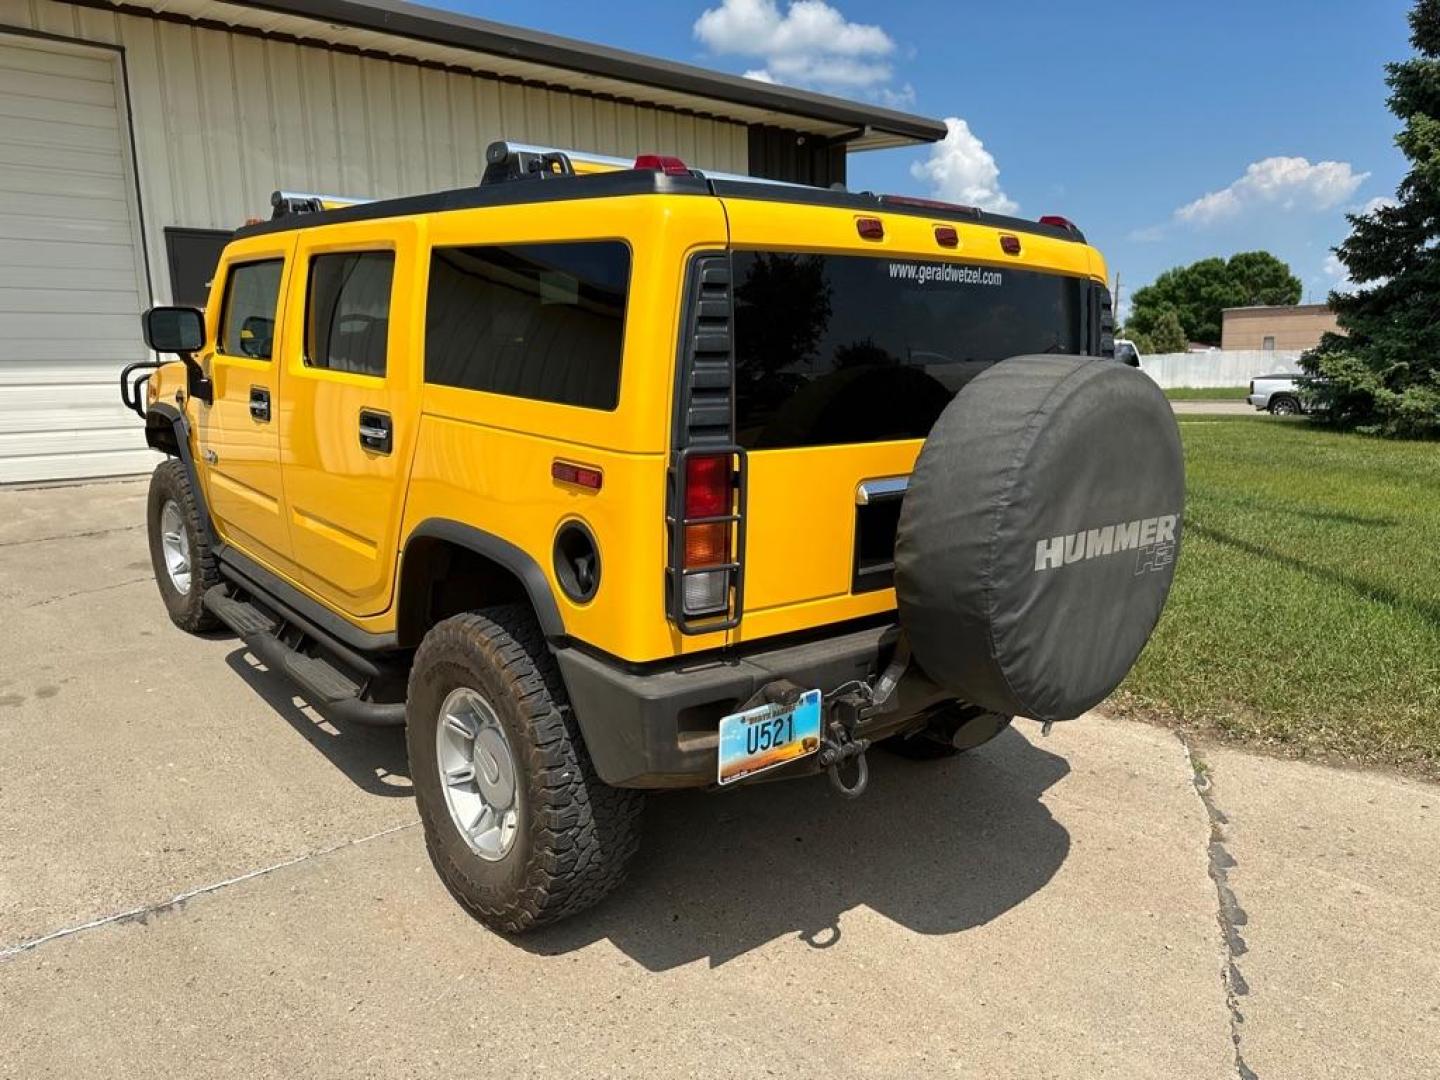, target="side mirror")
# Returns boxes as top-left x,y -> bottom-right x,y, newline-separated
140,306 -> 212,405
142,306 -> 206,353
